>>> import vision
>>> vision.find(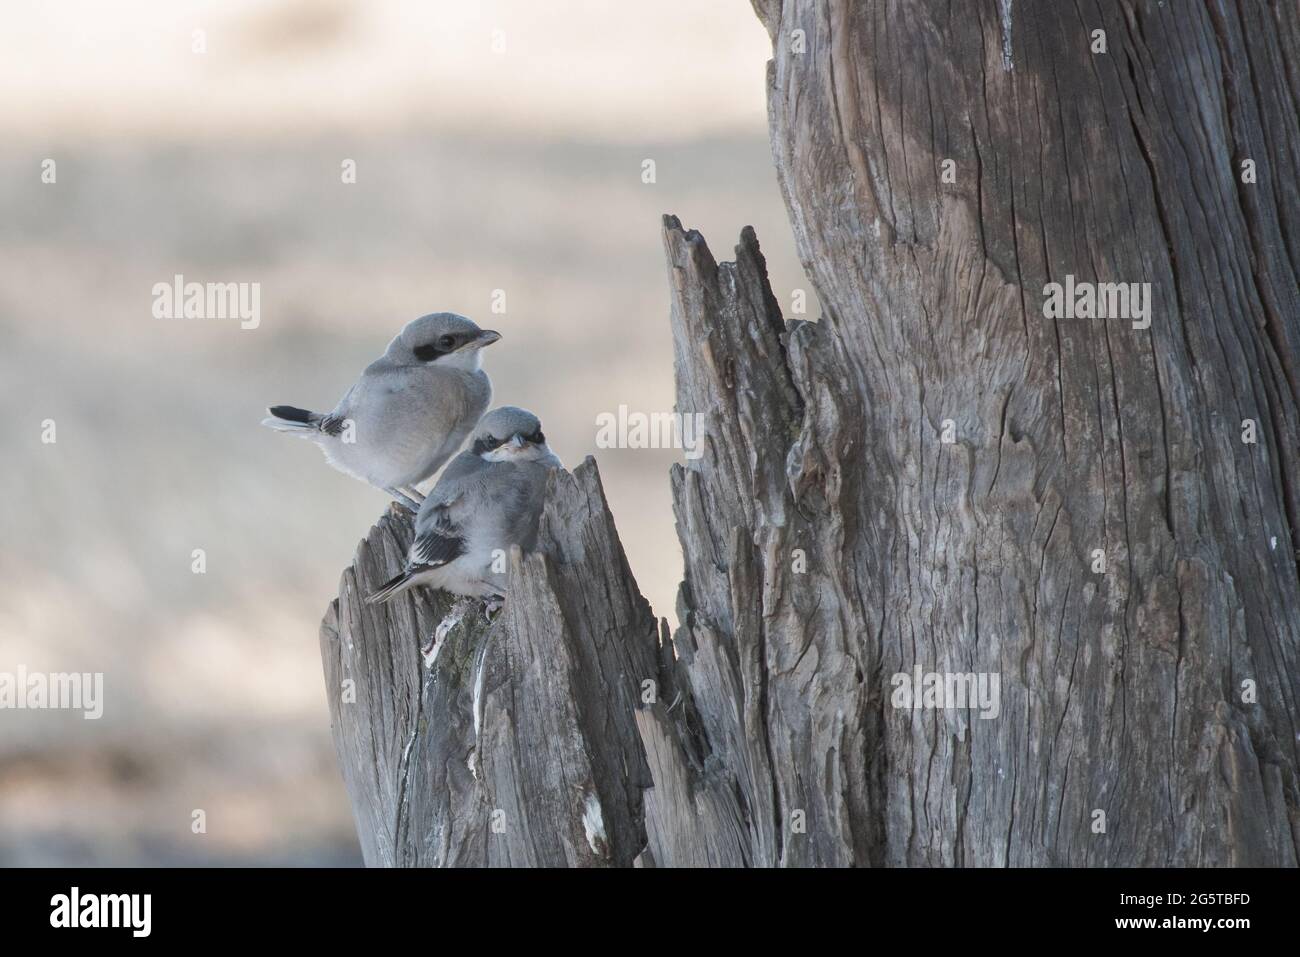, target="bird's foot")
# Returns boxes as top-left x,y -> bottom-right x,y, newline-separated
482,594 -> 505,623
385,487 -> 422,514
